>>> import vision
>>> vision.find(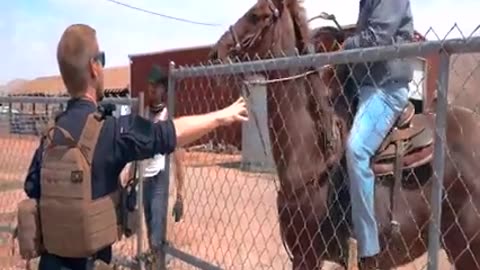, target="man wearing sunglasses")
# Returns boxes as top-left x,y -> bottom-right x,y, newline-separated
21,23 -> 248,270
